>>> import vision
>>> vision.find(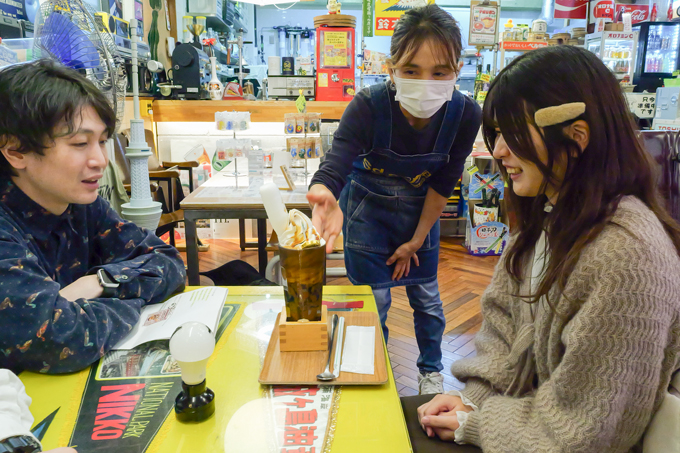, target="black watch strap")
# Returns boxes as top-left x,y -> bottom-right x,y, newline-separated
0,436 -> 42,453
